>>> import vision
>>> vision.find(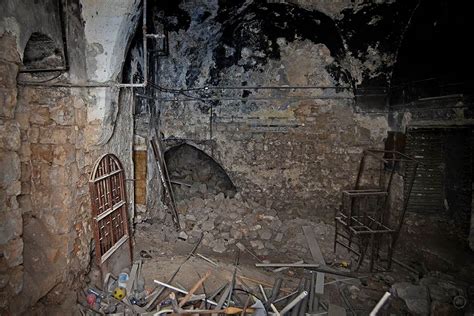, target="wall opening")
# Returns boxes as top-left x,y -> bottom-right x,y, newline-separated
164,144 -> 236,201
22,32 -> 64,71
405,127 -> 473,238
